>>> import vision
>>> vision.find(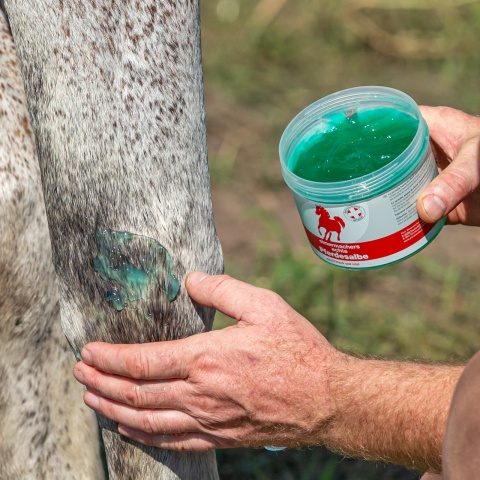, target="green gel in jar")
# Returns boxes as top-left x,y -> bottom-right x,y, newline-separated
290,107 -> 419,182
279,86 -> 446,270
